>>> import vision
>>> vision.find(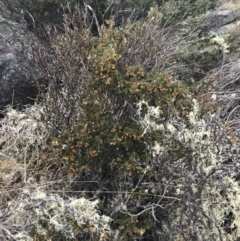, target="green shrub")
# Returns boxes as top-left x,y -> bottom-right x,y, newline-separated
55,19 -> 192,175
